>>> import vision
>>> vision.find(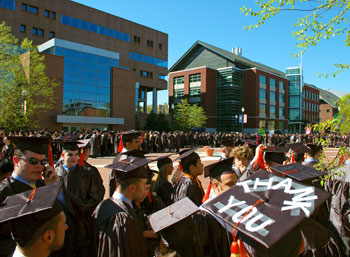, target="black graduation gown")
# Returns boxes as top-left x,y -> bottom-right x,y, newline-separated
93,198 -> 148,257
155,176 -> 173,206
192,210 -> 232,257
54,164 -> 105,257
173,173 -> 204,207
0,177 -> 45,257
